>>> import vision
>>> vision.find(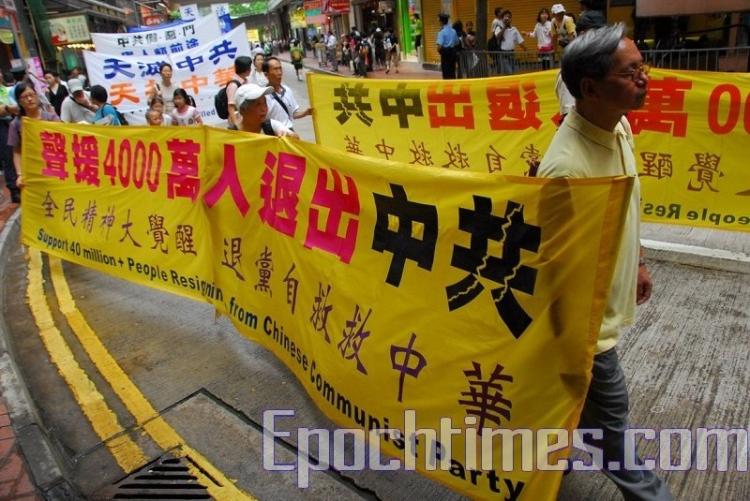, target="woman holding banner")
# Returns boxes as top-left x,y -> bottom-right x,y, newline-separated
7,83 -> 59,192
